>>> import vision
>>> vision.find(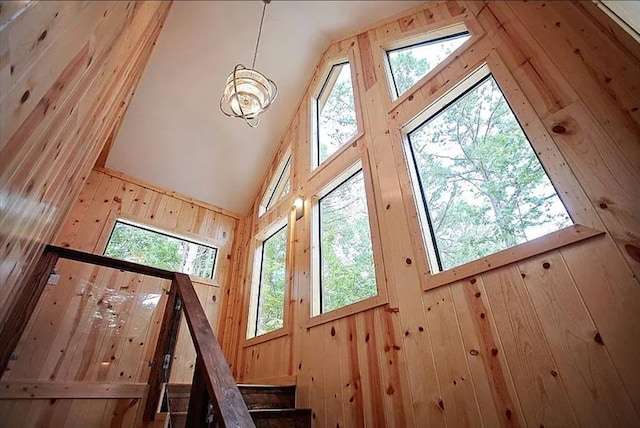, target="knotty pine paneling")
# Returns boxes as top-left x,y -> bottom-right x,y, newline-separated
0,397 -> 140,428
0,1 -> 172,333
0,168 -> 238,427
222,1 -> 640,426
